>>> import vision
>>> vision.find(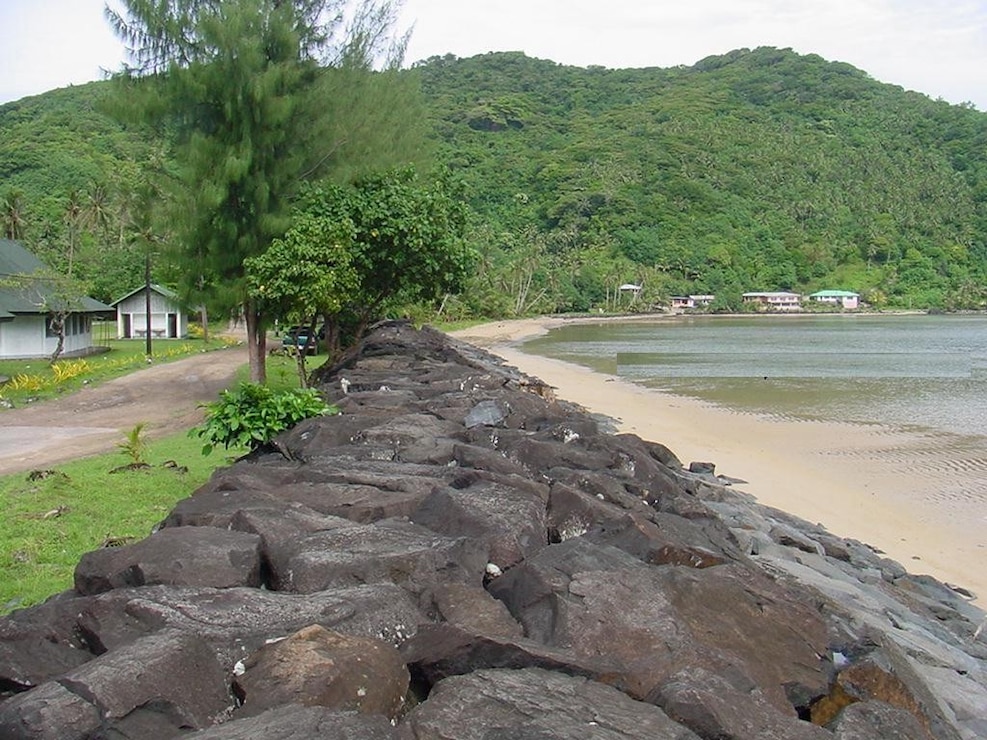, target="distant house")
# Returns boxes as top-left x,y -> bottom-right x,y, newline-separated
0,239 -> 113,359
670,294 -> 715,310
111,284 -> 188,339
808,290 -> 860,310
742,291 -> 802,311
